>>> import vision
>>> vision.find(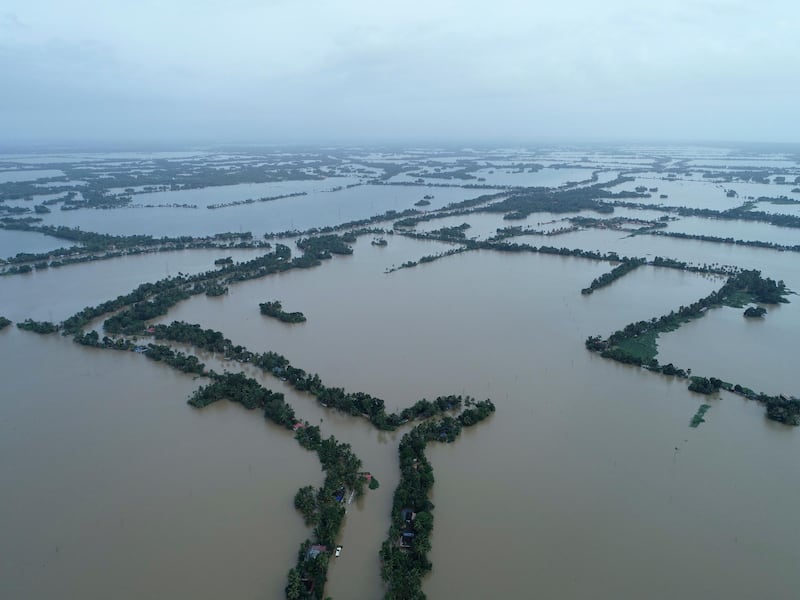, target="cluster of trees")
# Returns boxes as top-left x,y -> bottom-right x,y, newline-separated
732,269 -> 788,304
73,330 -> 136,351
262,207 -> 415,239
16,319 -> 59,334
0,316 -> 11,330
744,306 -> 767,318
611,199 -> 800,229
152,321 -> 231,352
765,396 -> 800,426
456,238 -> 632,267
260,300 -> 307,323
147,320 -> 470,433
380,399 -> 496,599
480,177 -> 643,220
581,258 -> 646,295
646,230 -> 800,254
295,234 -> 354,259
188,372 -> 297,424
384,247 -> 468,274
204,283 -> 228,297
426,223 -> 471,241
145,344 -> 206,374
688,376 -> 723,395
207,191 -> 307,210
104,287 -> 191,334
651,255 -> 734,276
0,222 -> 271,276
